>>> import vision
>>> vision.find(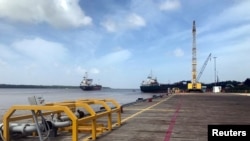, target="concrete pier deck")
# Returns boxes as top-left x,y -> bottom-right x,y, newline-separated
95,93 -> 250,141
5,93 -> 250,141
